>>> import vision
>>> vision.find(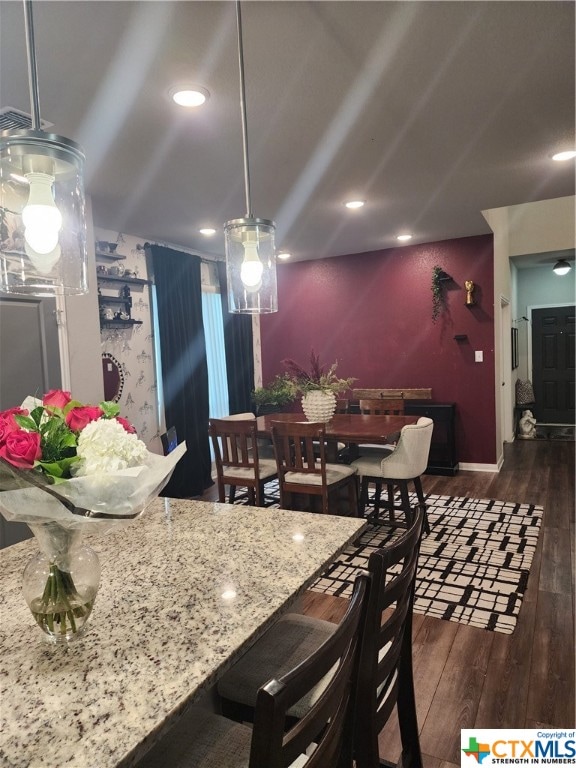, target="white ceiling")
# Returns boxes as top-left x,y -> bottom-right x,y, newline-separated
1,1 -> 574,263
